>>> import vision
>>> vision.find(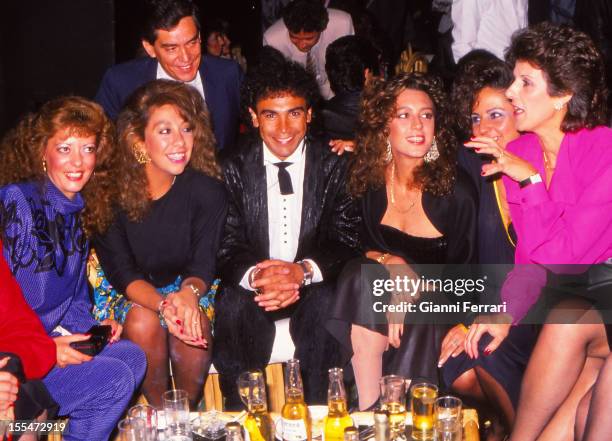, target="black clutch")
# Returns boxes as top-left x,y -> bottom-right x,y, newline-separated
69,325 -> 112,356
